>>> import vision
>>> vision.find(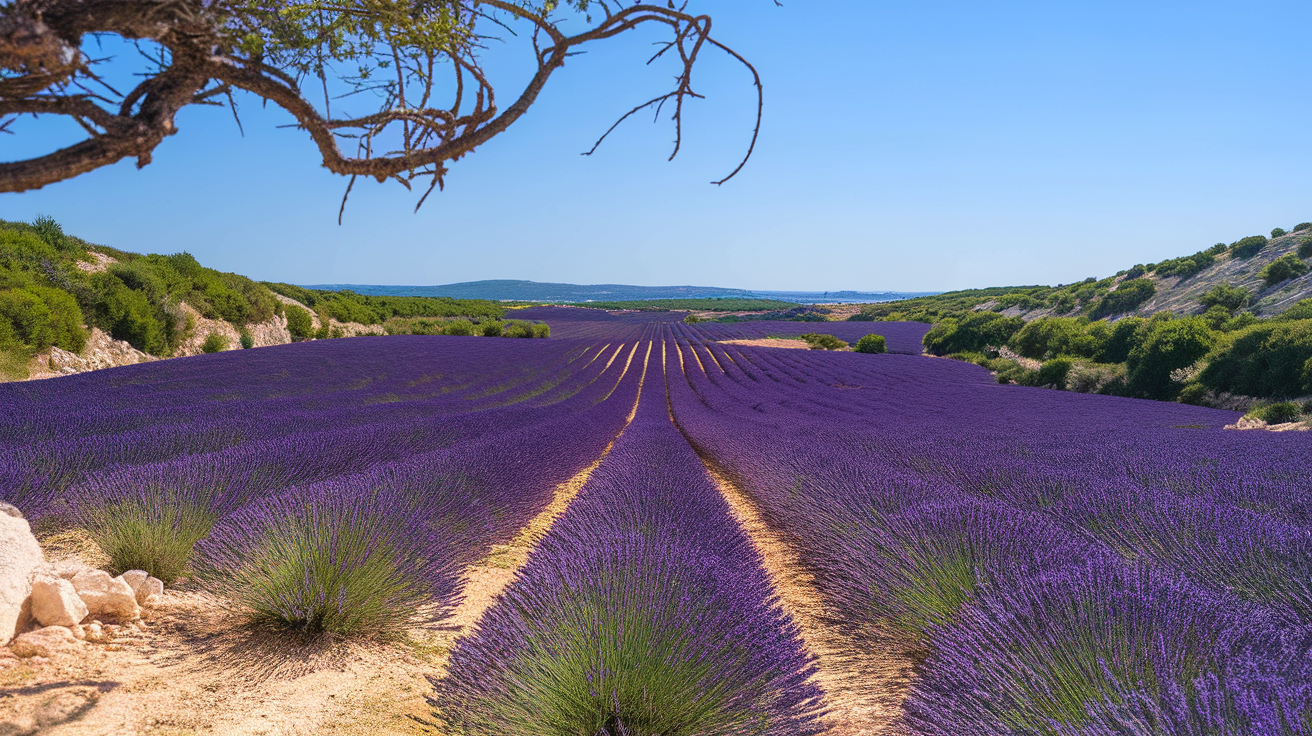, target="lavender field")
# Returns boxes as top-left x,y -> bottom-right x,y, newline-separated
5,307 -> 1310,734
